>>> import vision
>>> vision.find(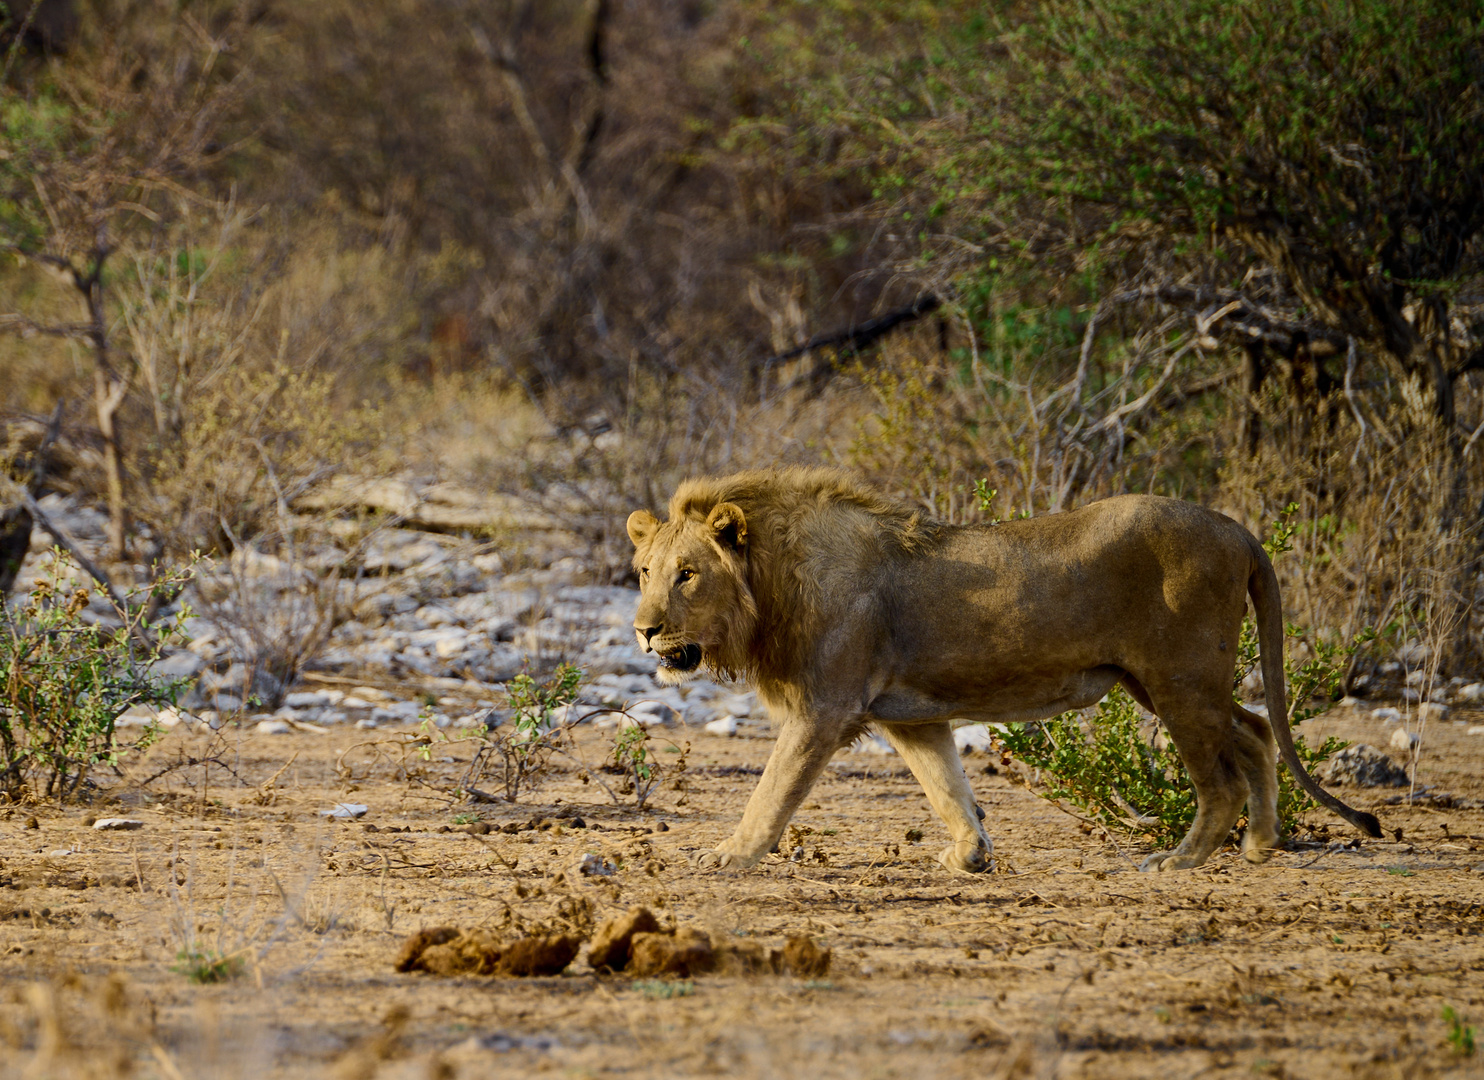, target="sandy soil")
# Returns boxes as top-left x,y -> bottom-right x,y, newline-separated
2,698 -> 1482,1080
